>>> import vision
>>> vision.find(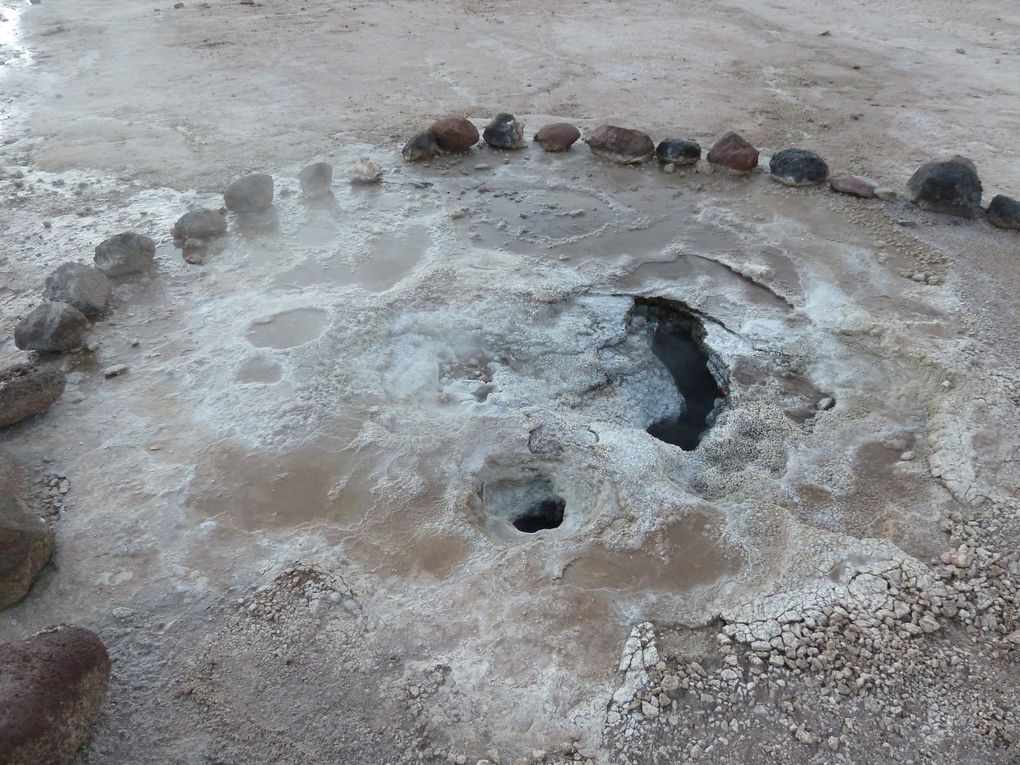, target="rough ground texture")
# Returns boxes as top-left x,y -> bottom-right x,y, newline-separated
0,452 -> 53,609
0,363 -> 66,429
1,1 -> 1020,764
0,624 -> 111,765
